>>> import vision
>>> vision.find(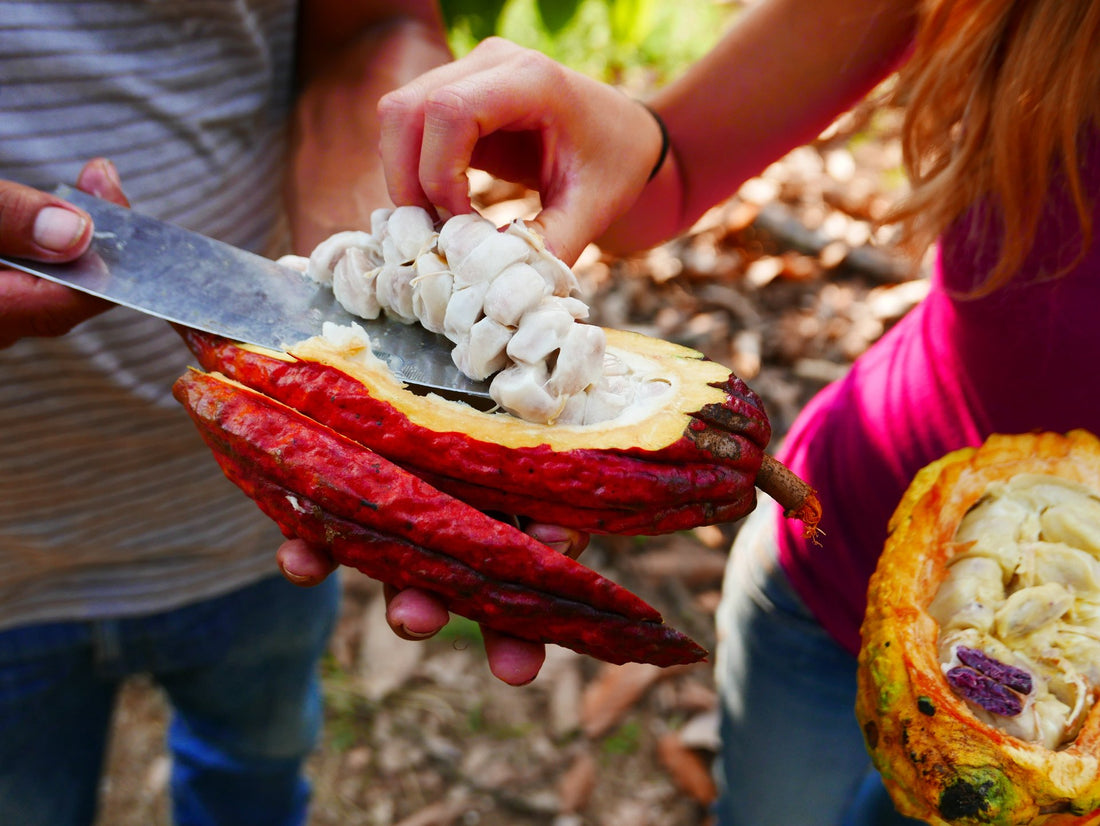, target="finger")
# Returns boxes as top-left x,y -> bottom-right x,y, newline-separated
76,158 -> 129,207
523,522 -> 590,558
384,585 -> 451,640
527,161 -> 647,266
482,627 -> 546,686
378,37 -> 527,214
414,58 -> 574,216
0,272 -> 110,347
527,93 -> 664,264
524,210 -> 598,268
0,162 -> 128,347
0,180 -> 92,260
276,537 -> 338,586
525,110 -> 657,265
378,82 -> 438,213
410,80 -> 489,216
